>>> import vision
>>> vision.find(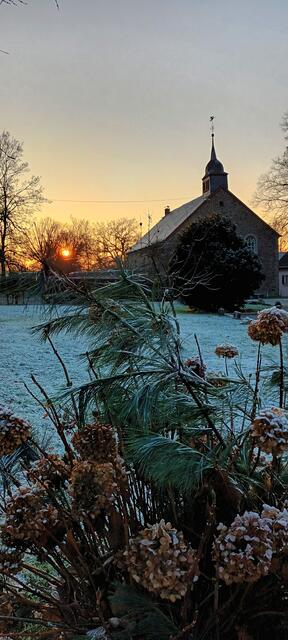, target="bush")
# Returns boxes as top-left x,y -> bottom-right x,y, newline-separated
170,214 -> 264,311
